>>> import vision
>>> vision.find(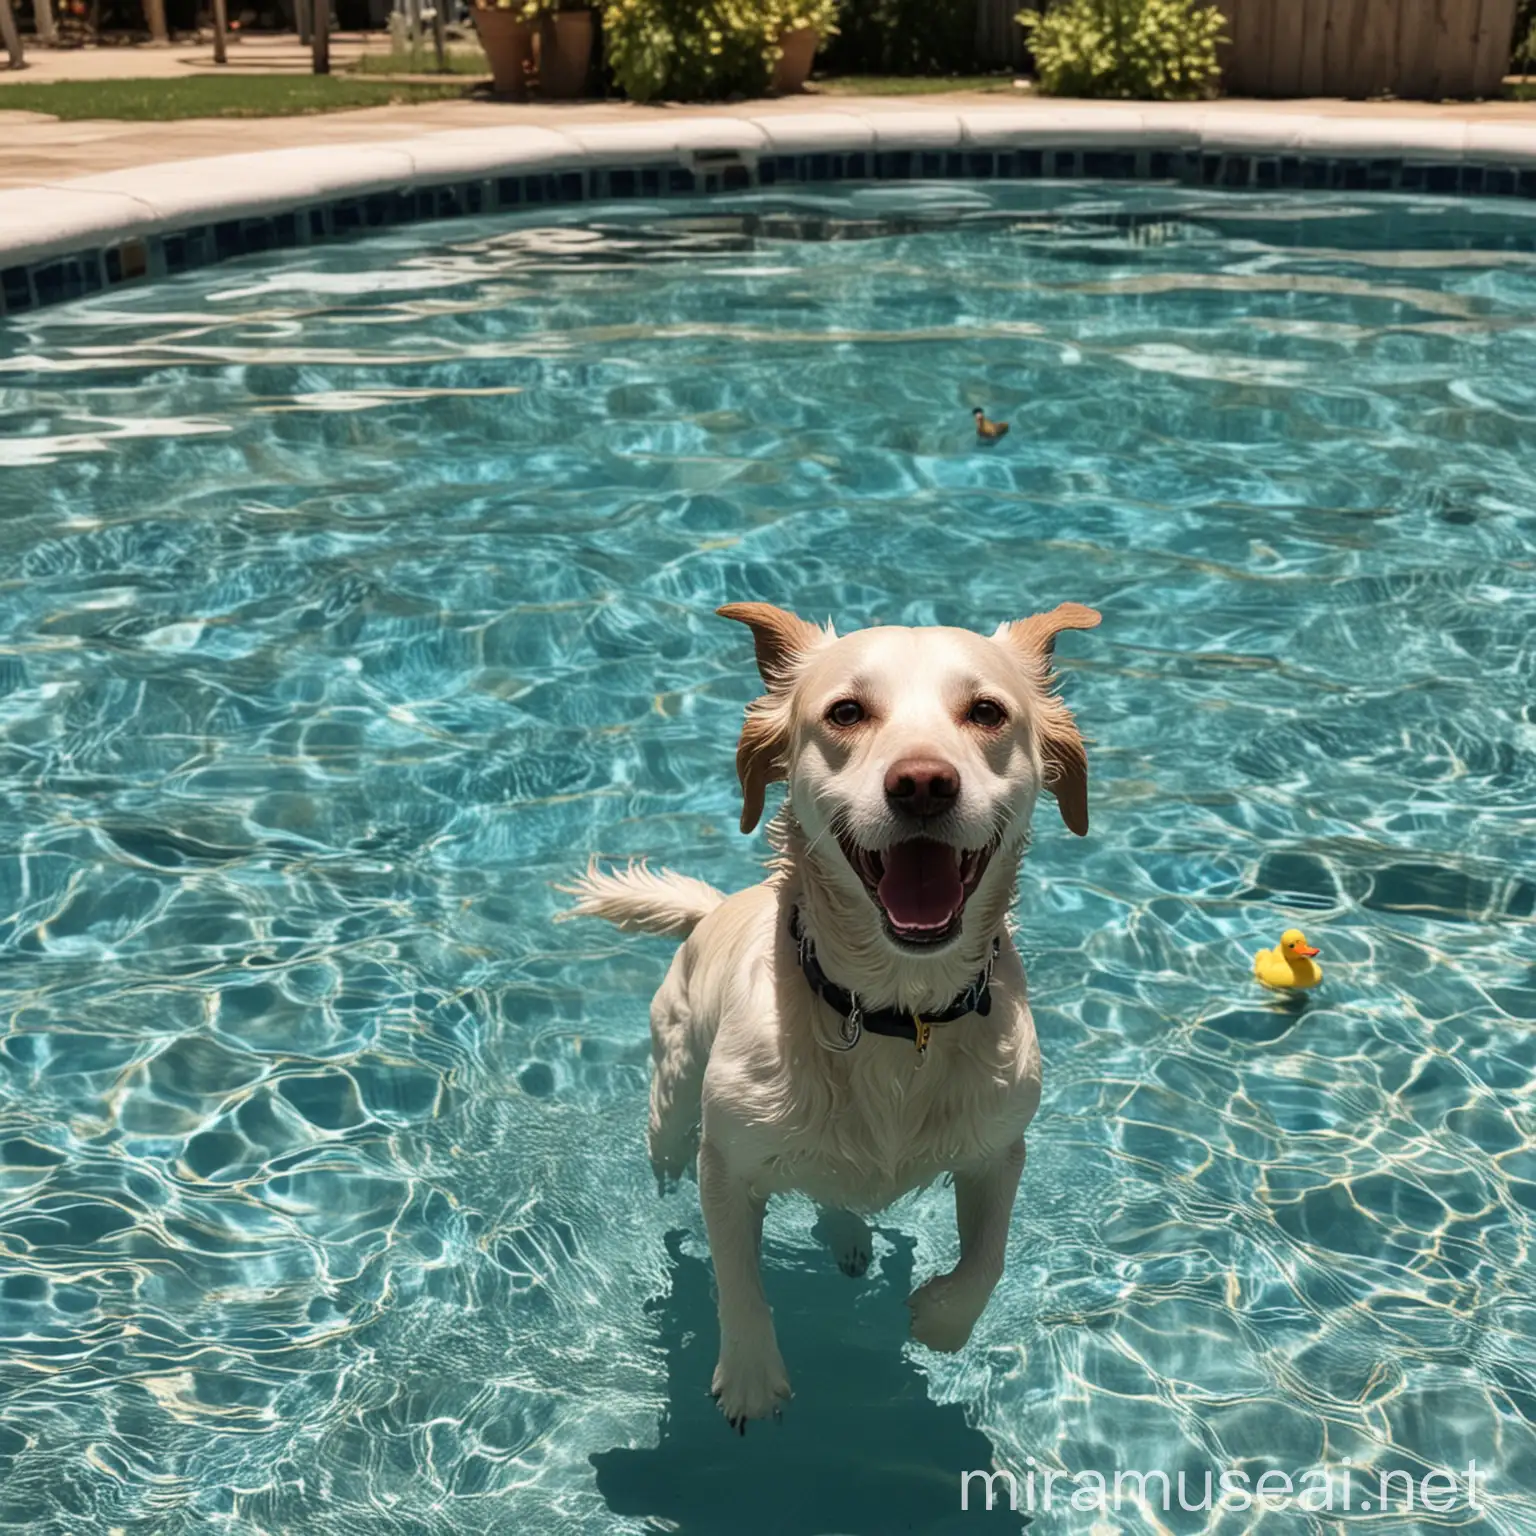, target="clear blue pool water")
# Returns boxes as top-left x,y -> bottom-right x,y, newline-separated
1,180 -> 1535,1536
